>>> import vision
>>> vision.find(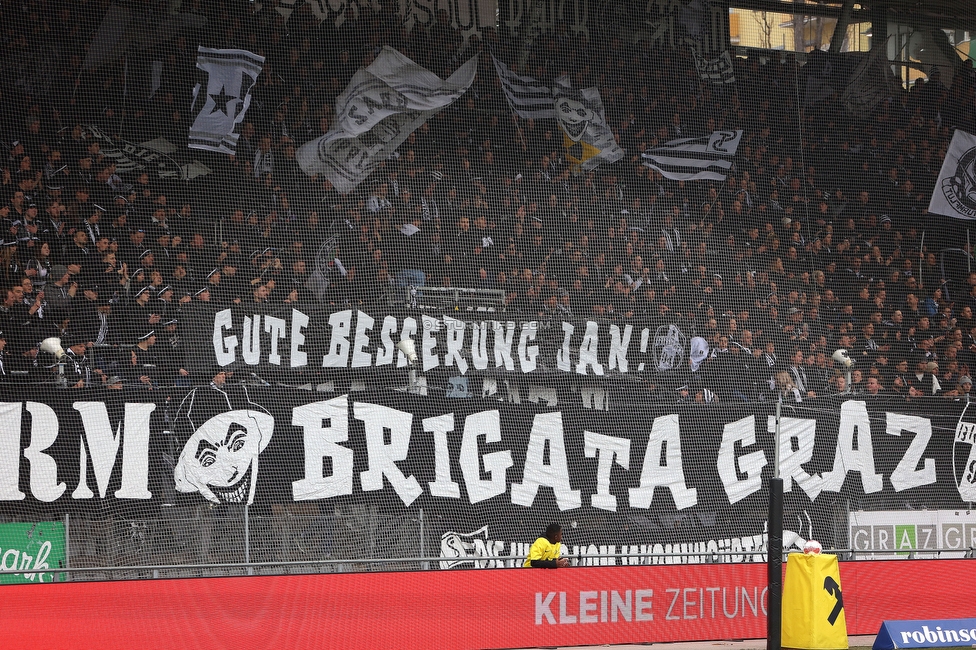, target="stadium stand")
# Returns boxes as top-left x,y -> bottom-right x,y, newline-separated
1,3 -> 974,403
